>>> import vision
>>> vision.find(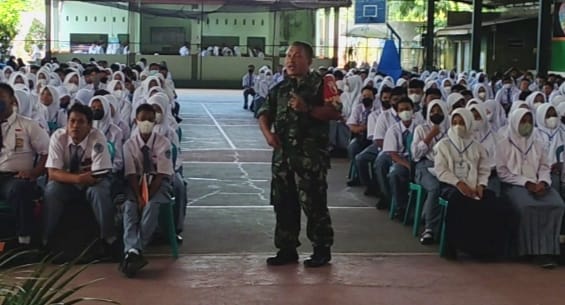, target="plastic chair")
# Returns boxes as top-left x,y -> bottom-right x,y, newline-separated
405,183 -> 426,236
176,127 -> 182,143
107,141 -> 116,163
158,202 -> 179,259
347,159 -> 359,182
438,197 -> 449,257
